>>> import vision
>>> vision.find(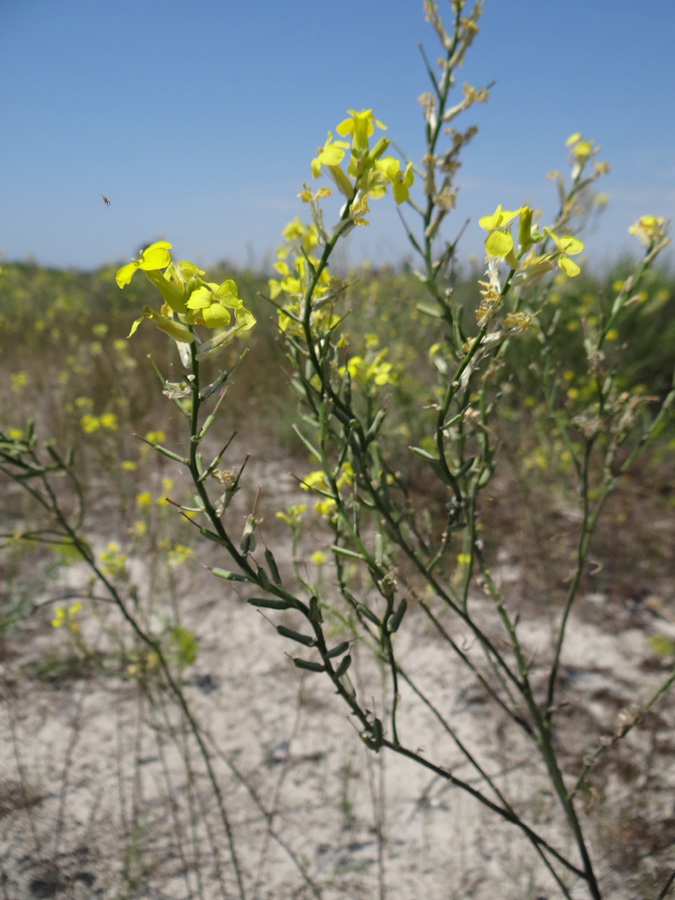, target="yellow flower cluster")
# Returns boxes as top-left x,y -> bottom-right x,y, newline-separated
116,243 -> 256,362
80,412 -> 119,434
